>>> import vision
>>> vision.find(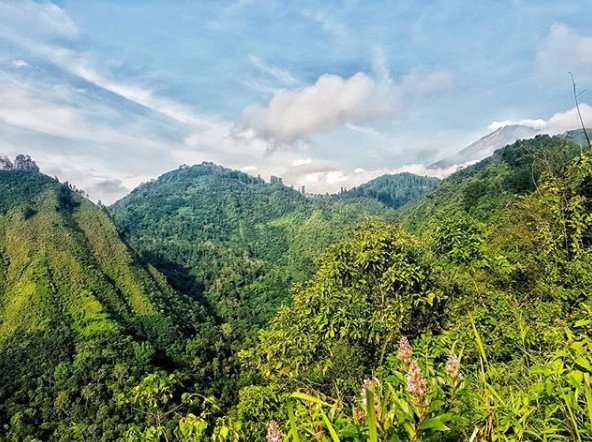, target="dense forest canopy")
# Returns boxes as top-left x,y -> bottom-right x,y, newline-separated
109,162 -> 402,341
1,133 -> 591,440
338,173 -> 440,209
